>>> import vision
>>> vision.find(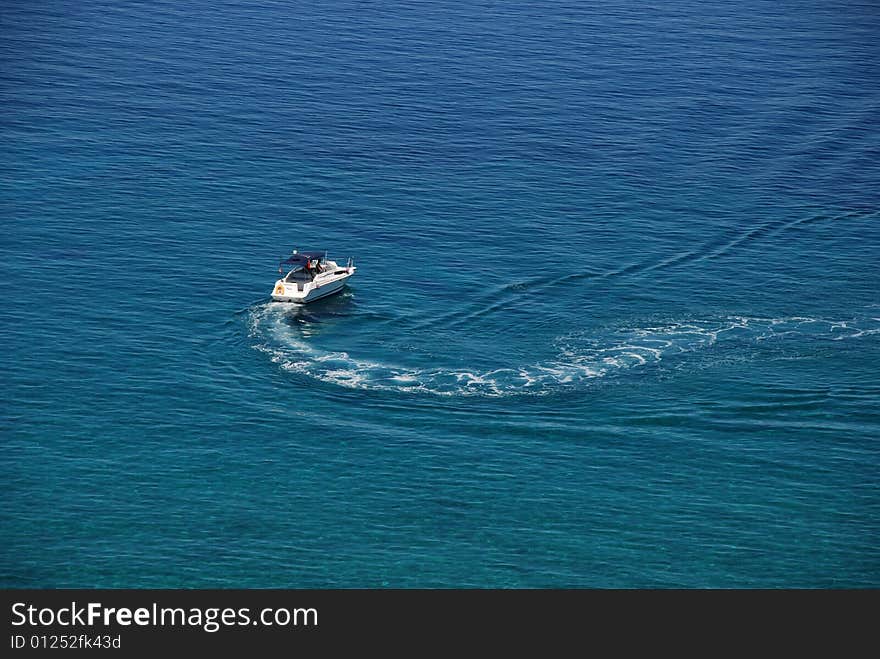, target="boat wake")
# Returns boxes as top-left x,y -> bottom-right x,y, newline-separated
247,304 -> 880,397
